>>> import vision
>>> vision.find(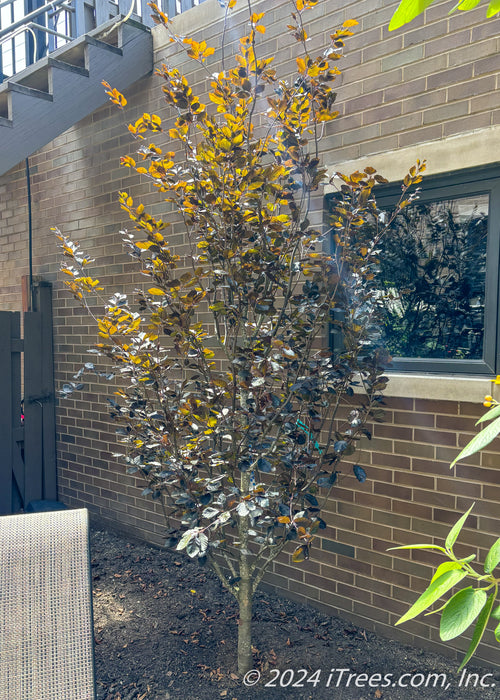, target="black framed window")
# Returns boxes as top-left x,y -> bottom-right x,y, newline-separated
327,164 -> 500,375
